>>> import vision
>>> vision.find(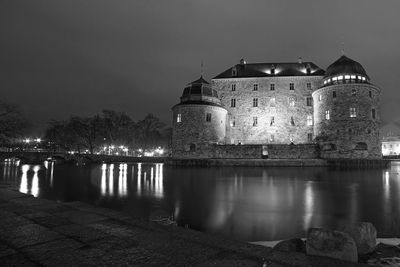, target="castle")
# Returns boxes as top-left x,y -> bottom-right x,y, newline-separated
171,55 -> 381,159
